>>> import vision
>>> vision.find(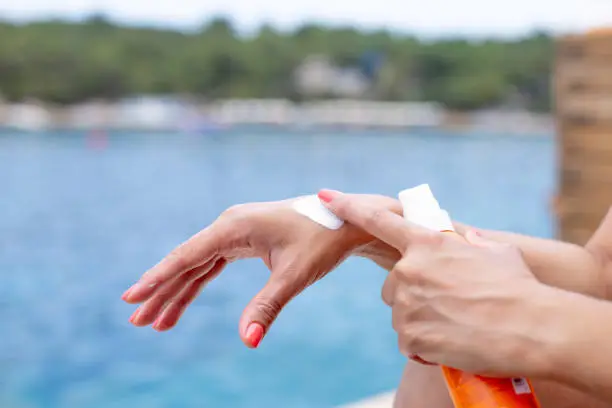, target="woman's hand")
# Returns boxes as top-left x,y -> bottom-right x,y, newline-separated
121,195 -> 398,348
319,189 -> 558,378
